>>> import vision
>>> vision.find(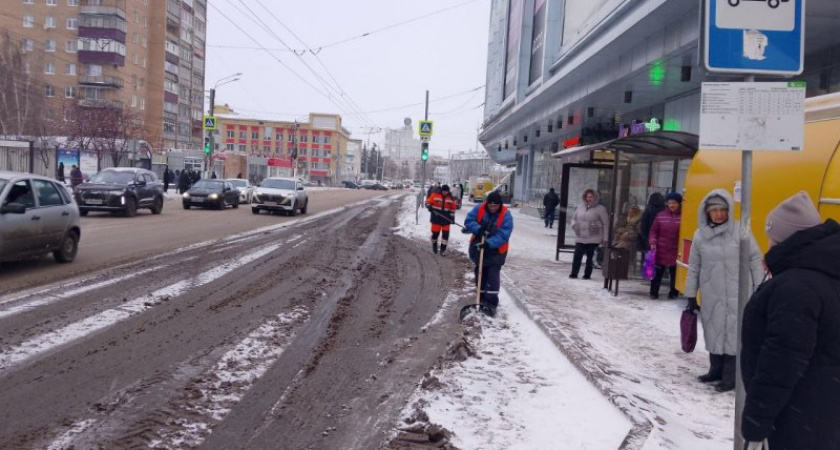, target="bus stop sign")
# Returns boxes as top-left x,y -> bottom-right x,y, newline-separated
704,0 -> 804,75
